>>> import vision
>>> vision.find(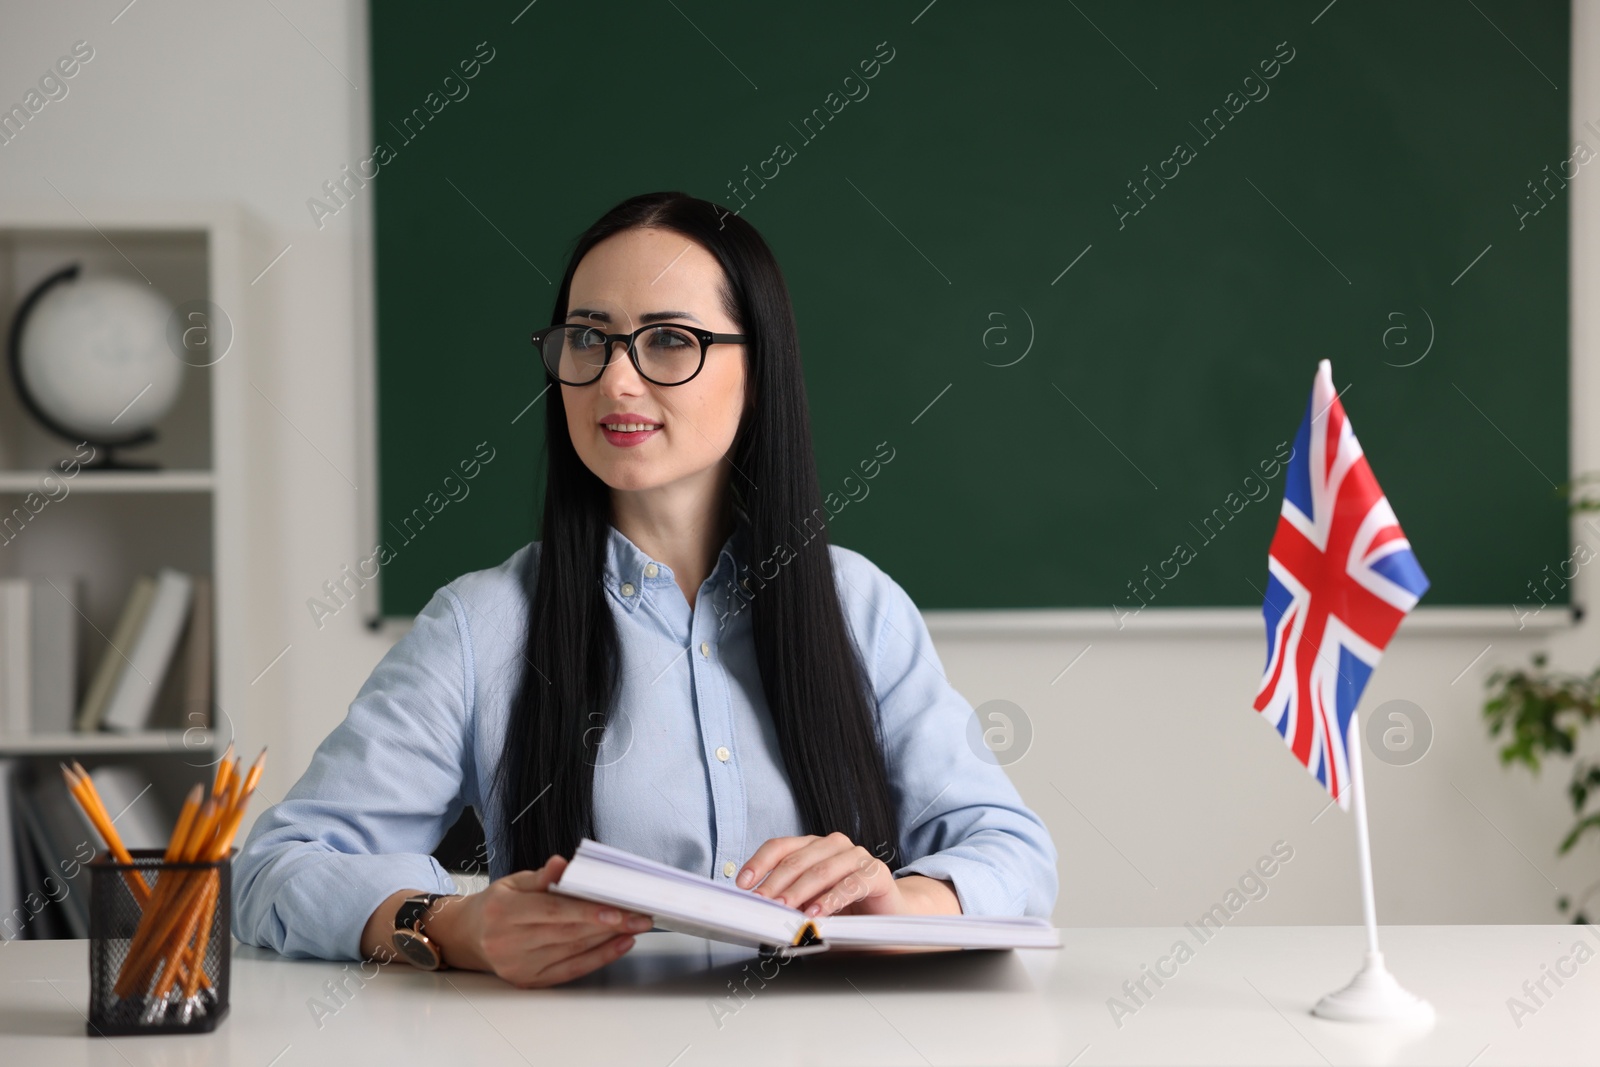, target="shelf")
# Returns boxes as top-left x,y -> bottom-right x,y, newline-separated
0,205 -> 254,941
0,470 -> 215,493
0,730 -> 216,757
